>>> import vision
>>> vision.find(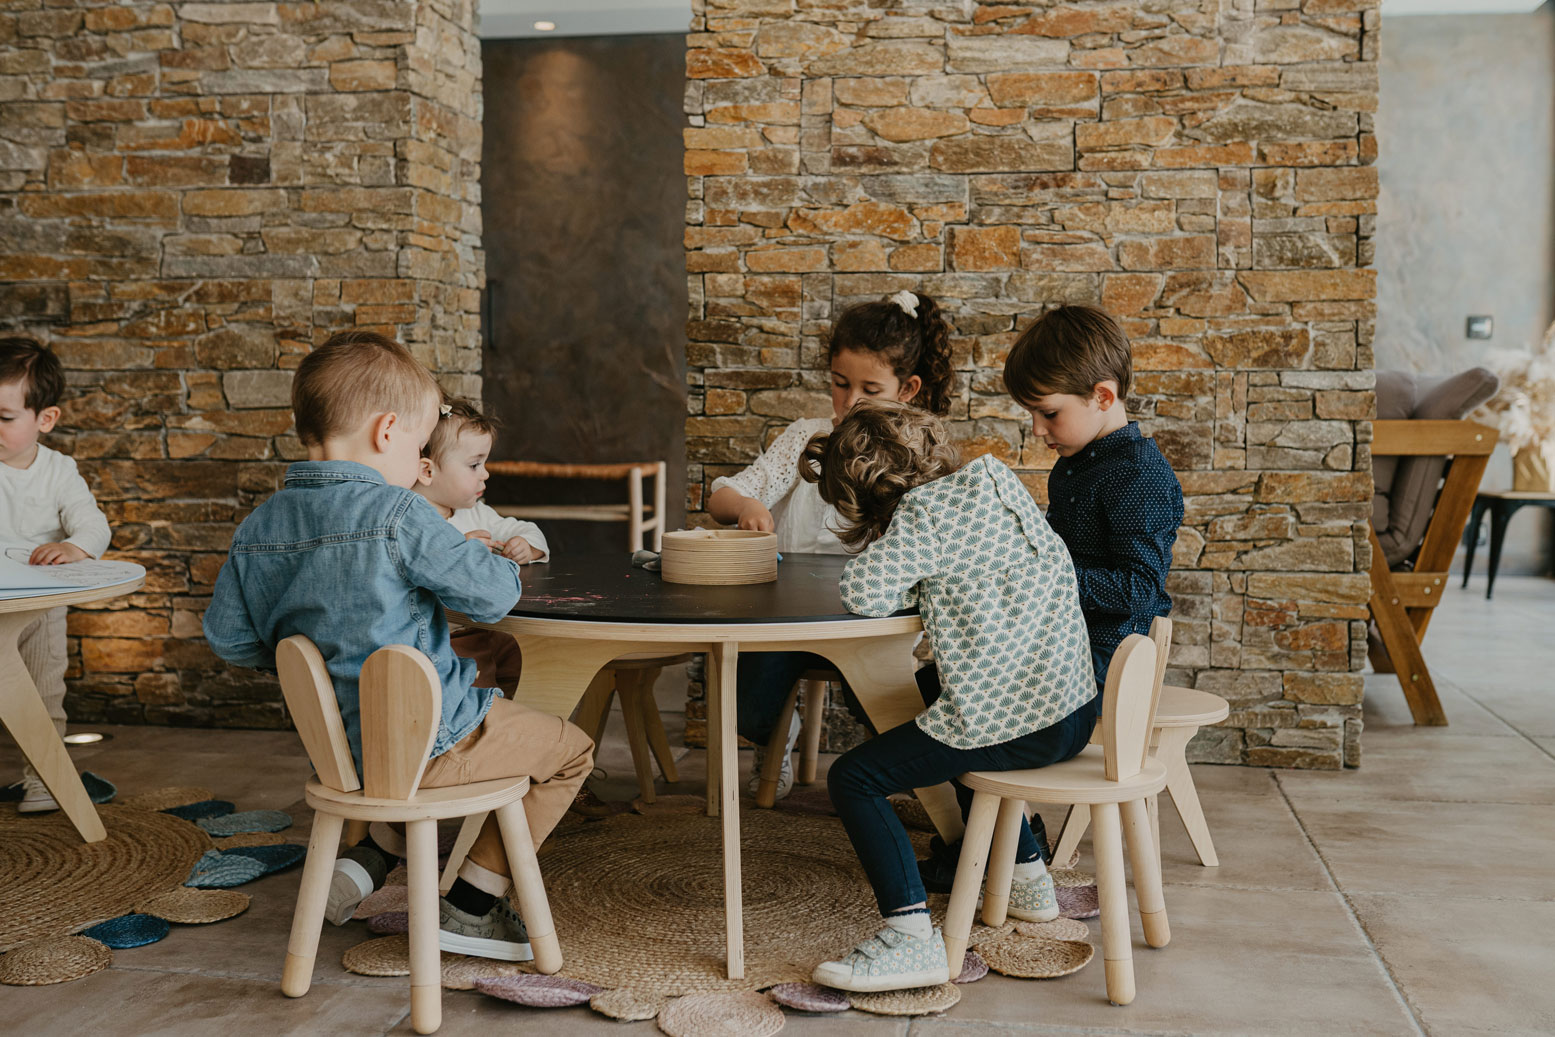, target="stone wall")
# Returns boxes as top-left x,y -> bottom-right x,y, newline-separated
683,0 -> 1378,768
0,1 -> 482,726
